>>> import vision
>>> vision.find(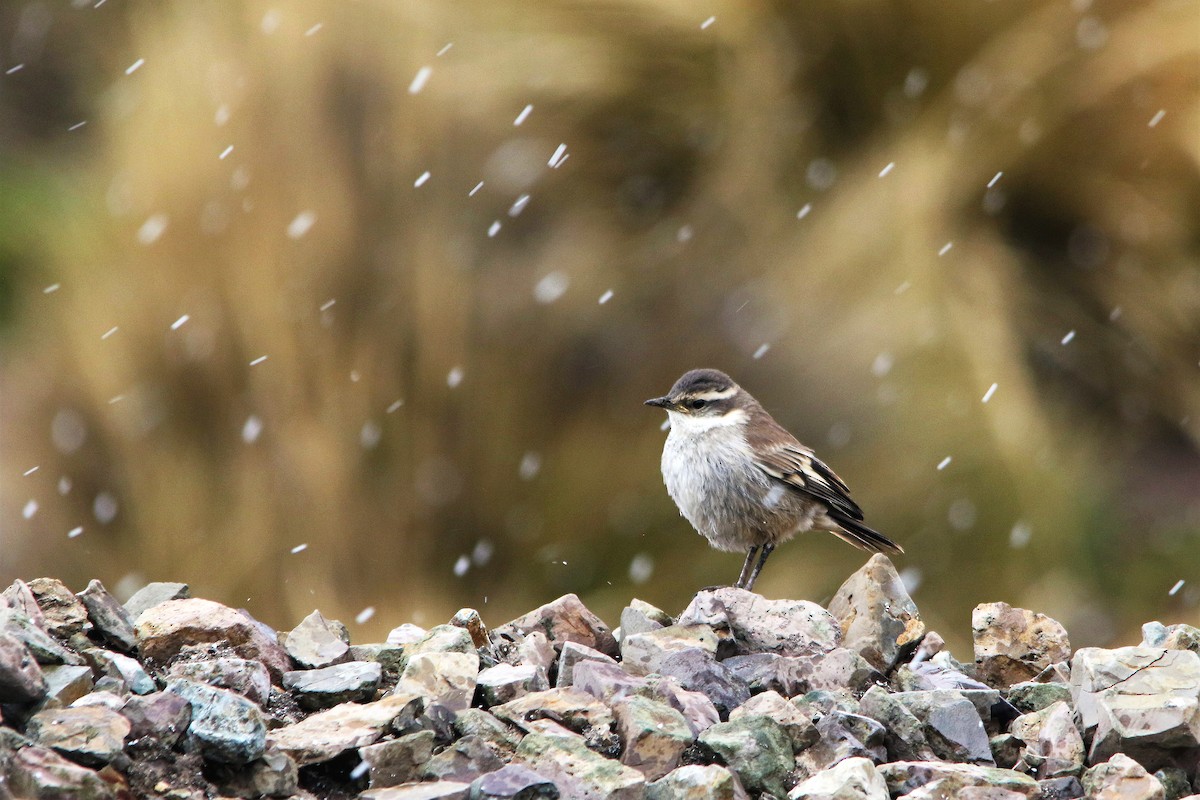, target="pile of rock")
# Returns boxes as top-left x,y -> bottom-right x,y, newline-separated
2,556 -> 1199,799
